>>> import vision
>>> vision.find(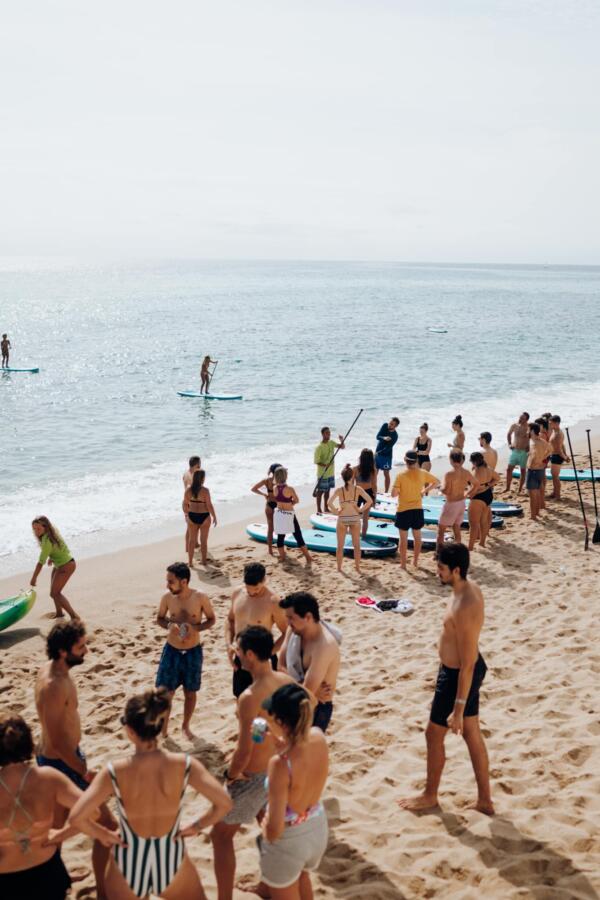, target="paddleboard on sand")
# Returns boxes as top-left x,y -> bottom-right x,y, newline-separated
371,499 -> 504,529
309,513 -> 437,549
2,367 -> 40,373
177,391 -> 243,400
376,492 -> 522,517
0,589 -> 36,632
512,467 -> 599,483
246,523 -> 397,558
